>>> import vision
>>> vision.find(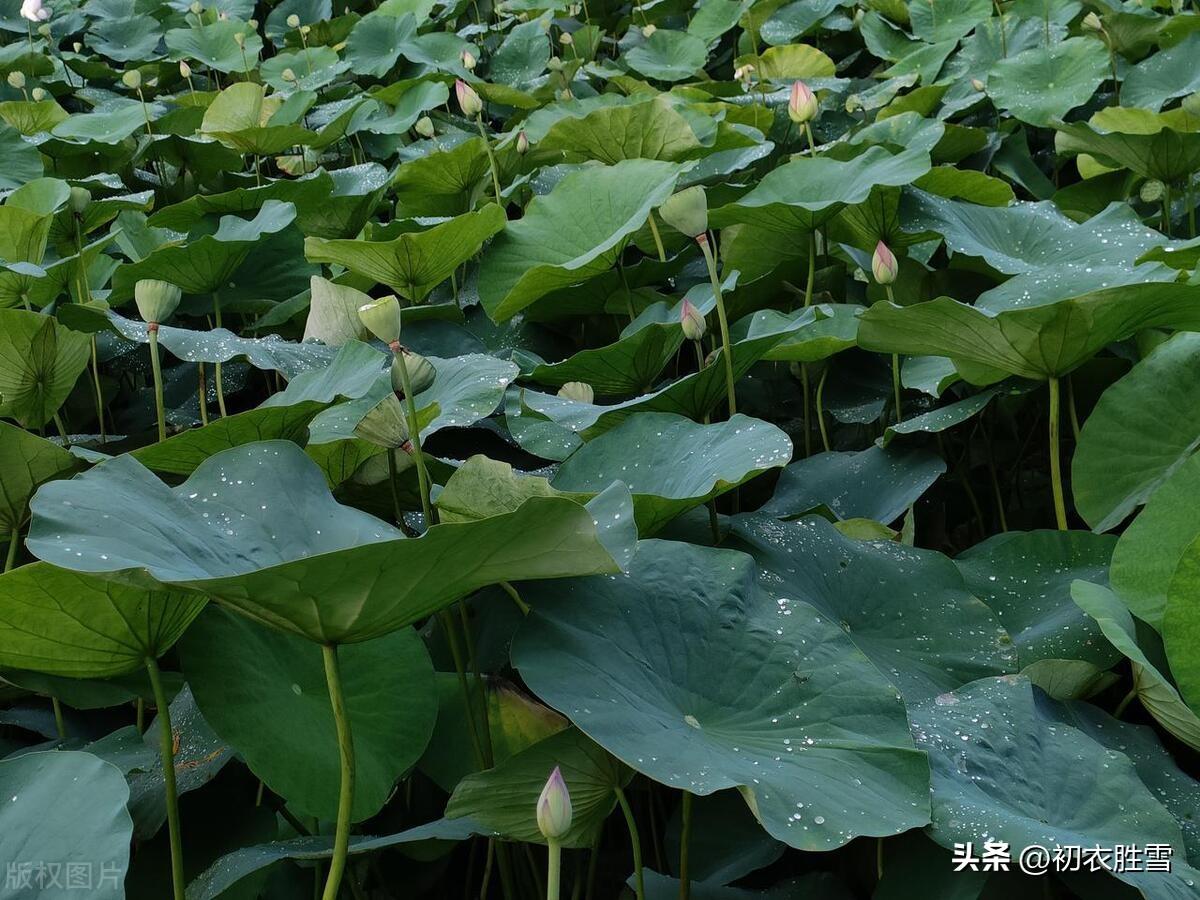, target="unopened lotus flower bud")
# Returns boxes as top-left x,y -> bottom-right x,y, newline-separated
559,31 -> 573,45
122,69 -> 142,90
31,86 -> 46,101
7,71 -> 25,90
72,42 -> 83,53
558,381 -> 594,403
461,49 -> 477,70
286,13 -> 301,27
1082,11 -> 1103,32
456,79 -> 482,116
1140,179 -> 1166,203
788,80 -> 817,124
872,241 -> 898,285
248,18 -> 258,29
36,22 -> 50,36
971,78 -> 985,92
300,24 -> 310,35
20,0 -> 50,22
189,1 -> 202,13
69,186 -> 91,215
179,60 -> 192,78
415,115 -> 435,138
641,23 -> 656,37
733,63 -> 754,84
135,279 -> 182,324
557,87 -> 573,101
391,351 -> 435,395
233,30 -> 245,46
536,767 -> 572,841
547,56 -> 562,71
680,299 -> 706,341
516,130 -> 529,154
358,295 -> 401,345
658,186 -> 708,240
354,393 -> 410,448
281,67 -> 297,83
